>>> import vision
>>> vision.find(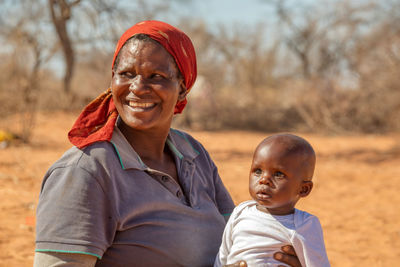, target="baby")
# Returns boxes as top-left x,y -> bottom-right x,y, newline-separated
215,133 -> 330,267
